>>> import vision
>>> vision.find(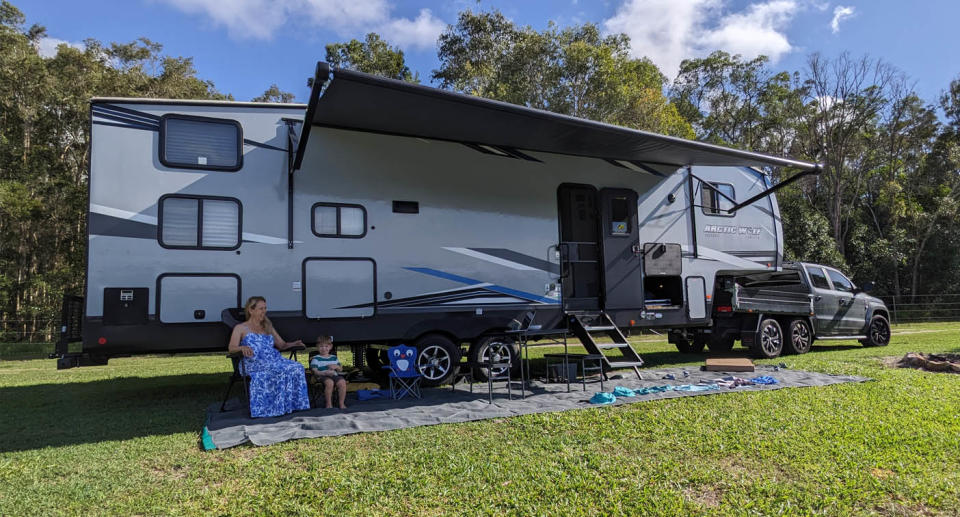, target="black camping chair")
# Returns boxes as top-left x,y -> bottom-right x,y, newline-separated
219,308 -> 304,413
